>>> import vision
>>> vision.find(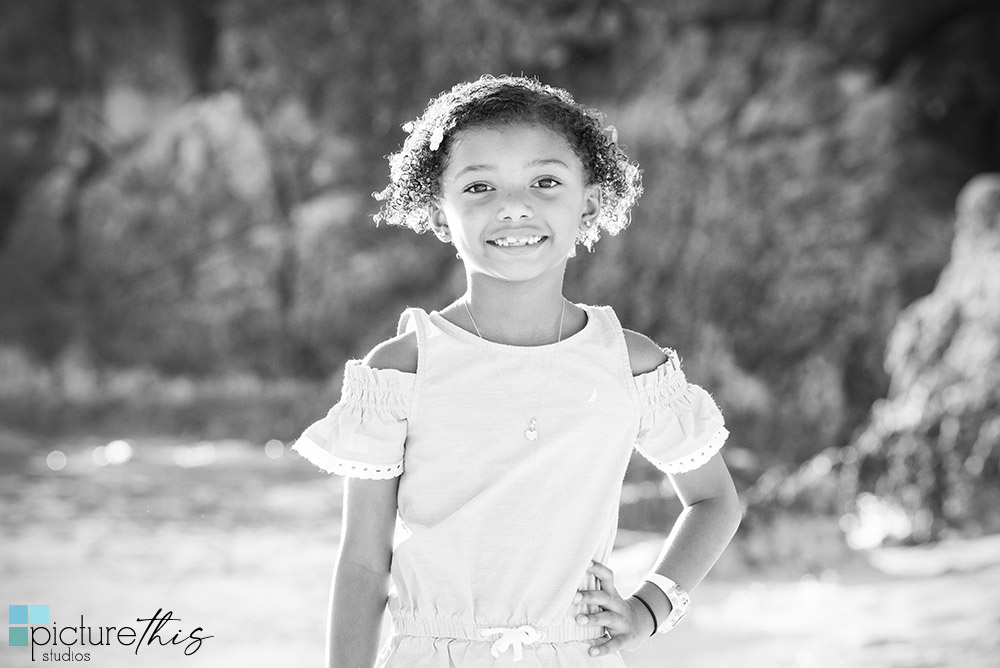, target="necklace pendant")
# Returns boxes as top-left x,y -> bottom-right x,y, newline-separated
525,419 -> 538,442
